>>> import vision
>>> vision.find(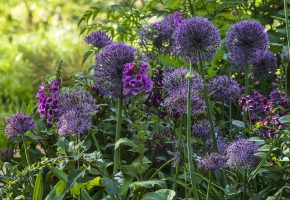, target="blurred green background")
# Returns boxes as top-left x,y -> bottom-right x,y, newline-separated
0,0 -> 94,117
